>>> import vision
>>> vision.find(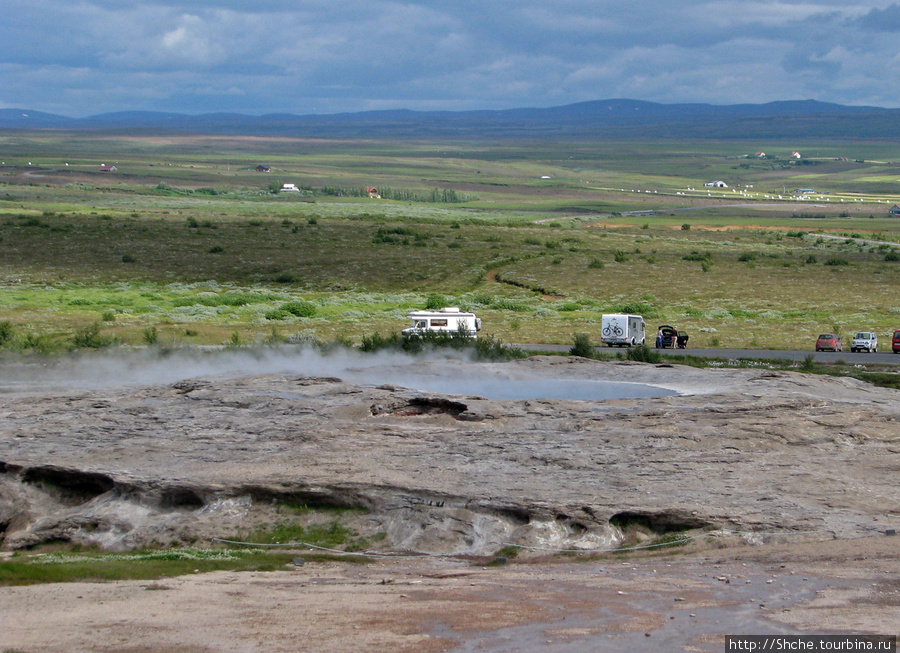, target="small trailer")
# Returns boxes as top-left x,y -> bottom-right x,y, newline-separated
402,307 -> 482,338
600,313 -> 646,347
